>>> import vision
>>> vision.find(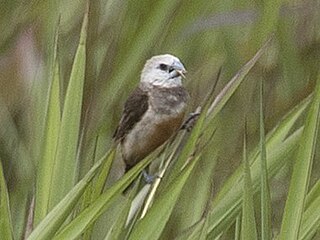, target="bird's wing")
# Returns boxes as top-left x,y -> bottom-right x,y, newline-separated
113,87 -> 149,141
